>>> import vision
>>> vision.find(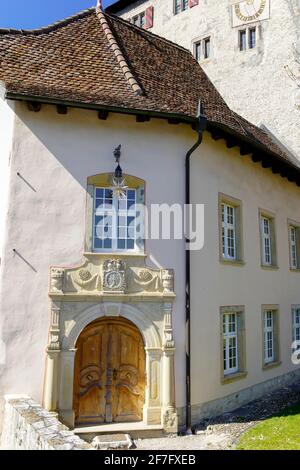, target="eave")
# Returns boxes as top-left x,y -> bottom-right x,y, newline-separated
5,90 -> 300,187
